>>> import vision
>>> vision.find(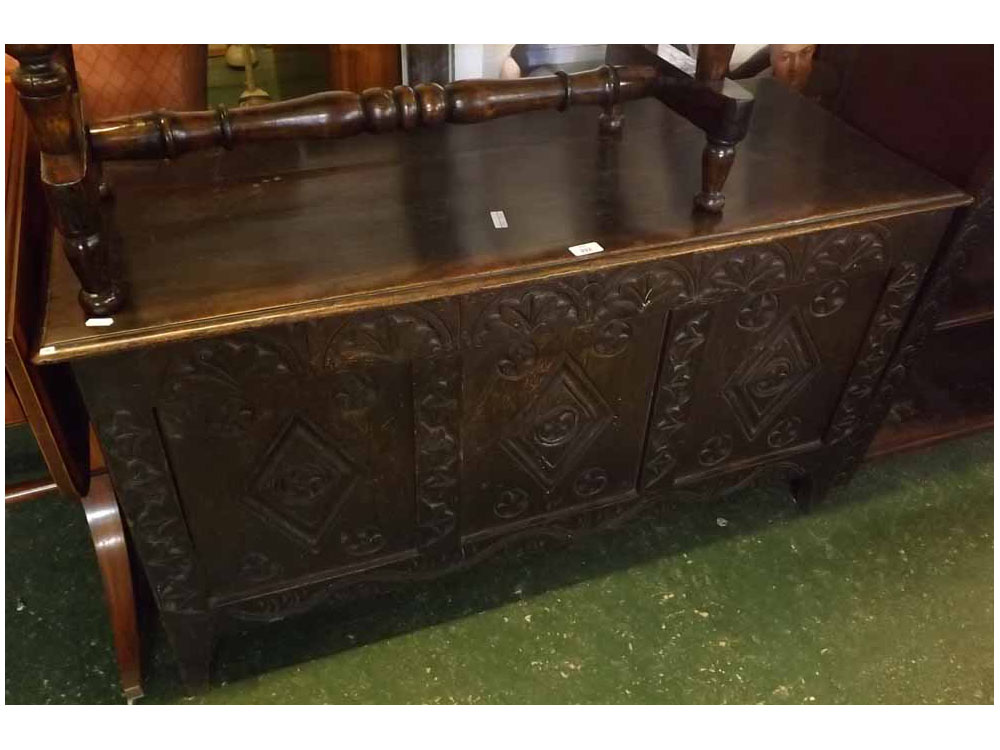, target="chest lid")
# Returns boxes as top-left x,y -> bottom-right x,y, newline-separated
36,78 -> 967,363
